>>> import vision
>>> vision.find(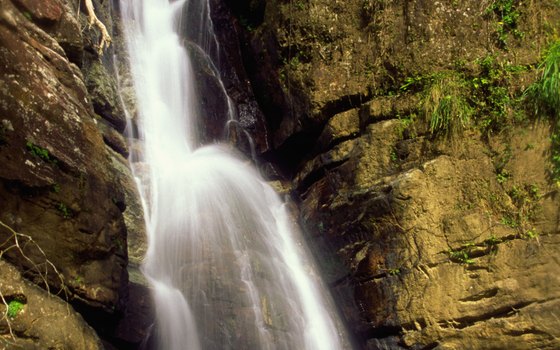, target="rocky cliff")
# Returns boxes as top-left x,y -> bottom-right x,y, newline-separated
1,0 -> 559,349
221,0 -> 560,349
0,0 -> 148,347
